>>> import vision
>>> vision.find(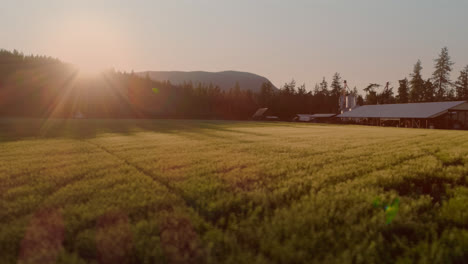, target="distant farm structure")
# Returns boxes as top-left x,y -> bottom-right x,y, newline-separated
74,111 -> 85,119
293,114 -> 336,123
251,79 -> 467,130
252,108 -> 279,121
339,80 -> 358,114
338,101 -> 468,129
